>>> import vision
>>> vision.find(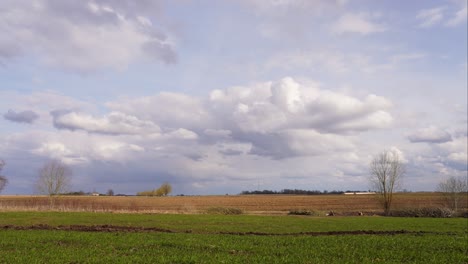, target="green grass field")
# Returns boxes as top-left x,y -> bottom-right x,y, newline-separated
0,212 -> 466,263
